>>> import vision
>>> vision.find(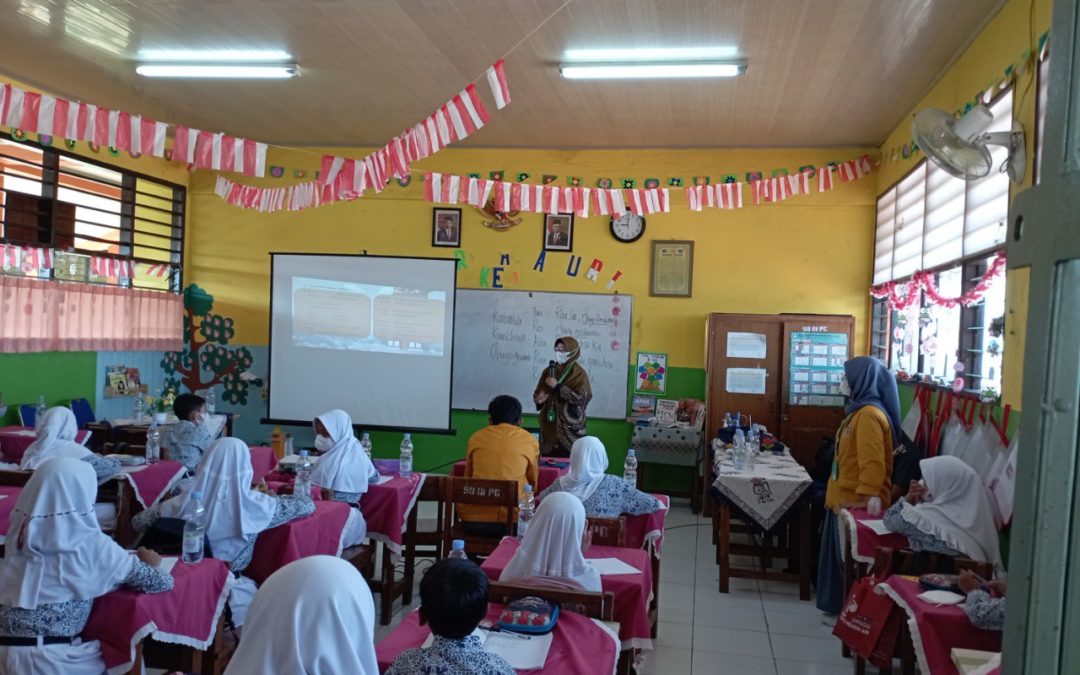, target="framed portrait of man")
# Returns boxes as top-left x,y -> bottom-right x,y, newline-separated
432,208 -> 462,247
543,213 -> 574,252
